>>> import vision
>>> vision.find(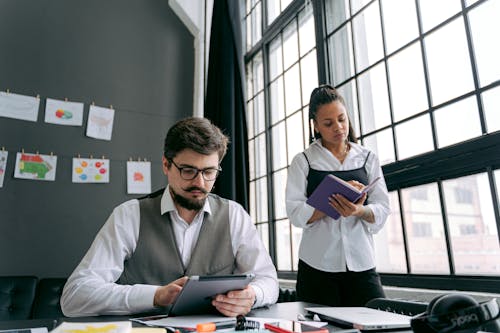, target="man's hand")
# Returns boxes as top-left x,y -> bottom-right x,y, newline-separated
212,285 -> 256,317
154,276 -> 188,307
